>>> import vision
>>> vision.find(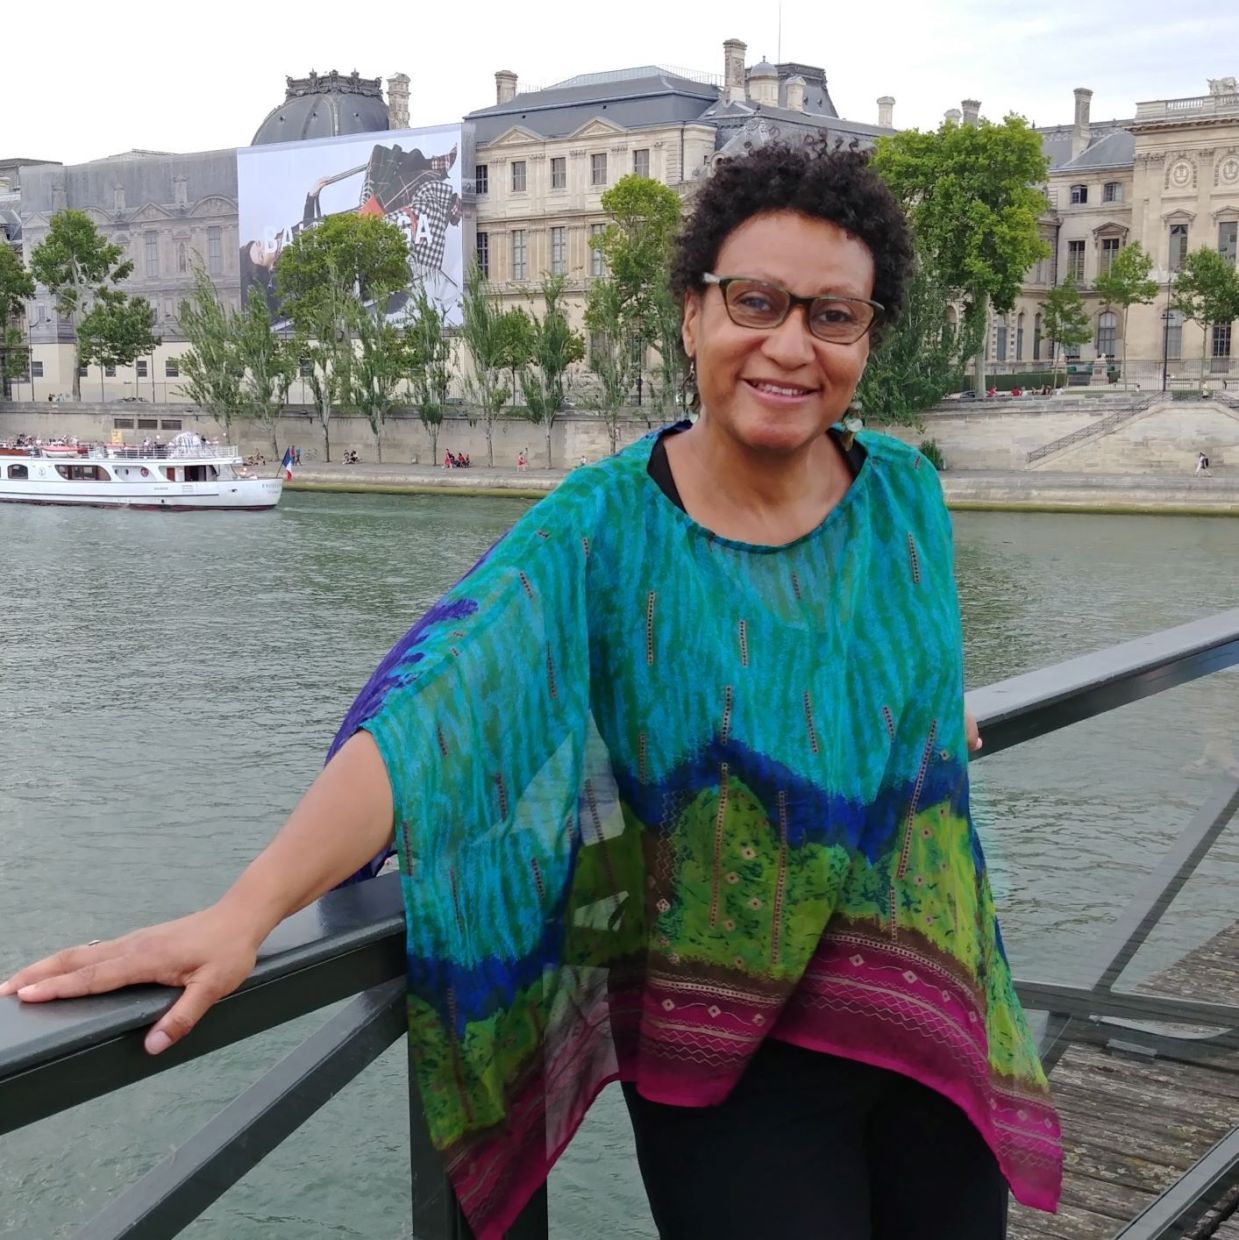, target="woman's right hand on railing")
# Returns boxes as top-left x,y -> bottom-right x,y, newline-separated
0,902 -> 263,1055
